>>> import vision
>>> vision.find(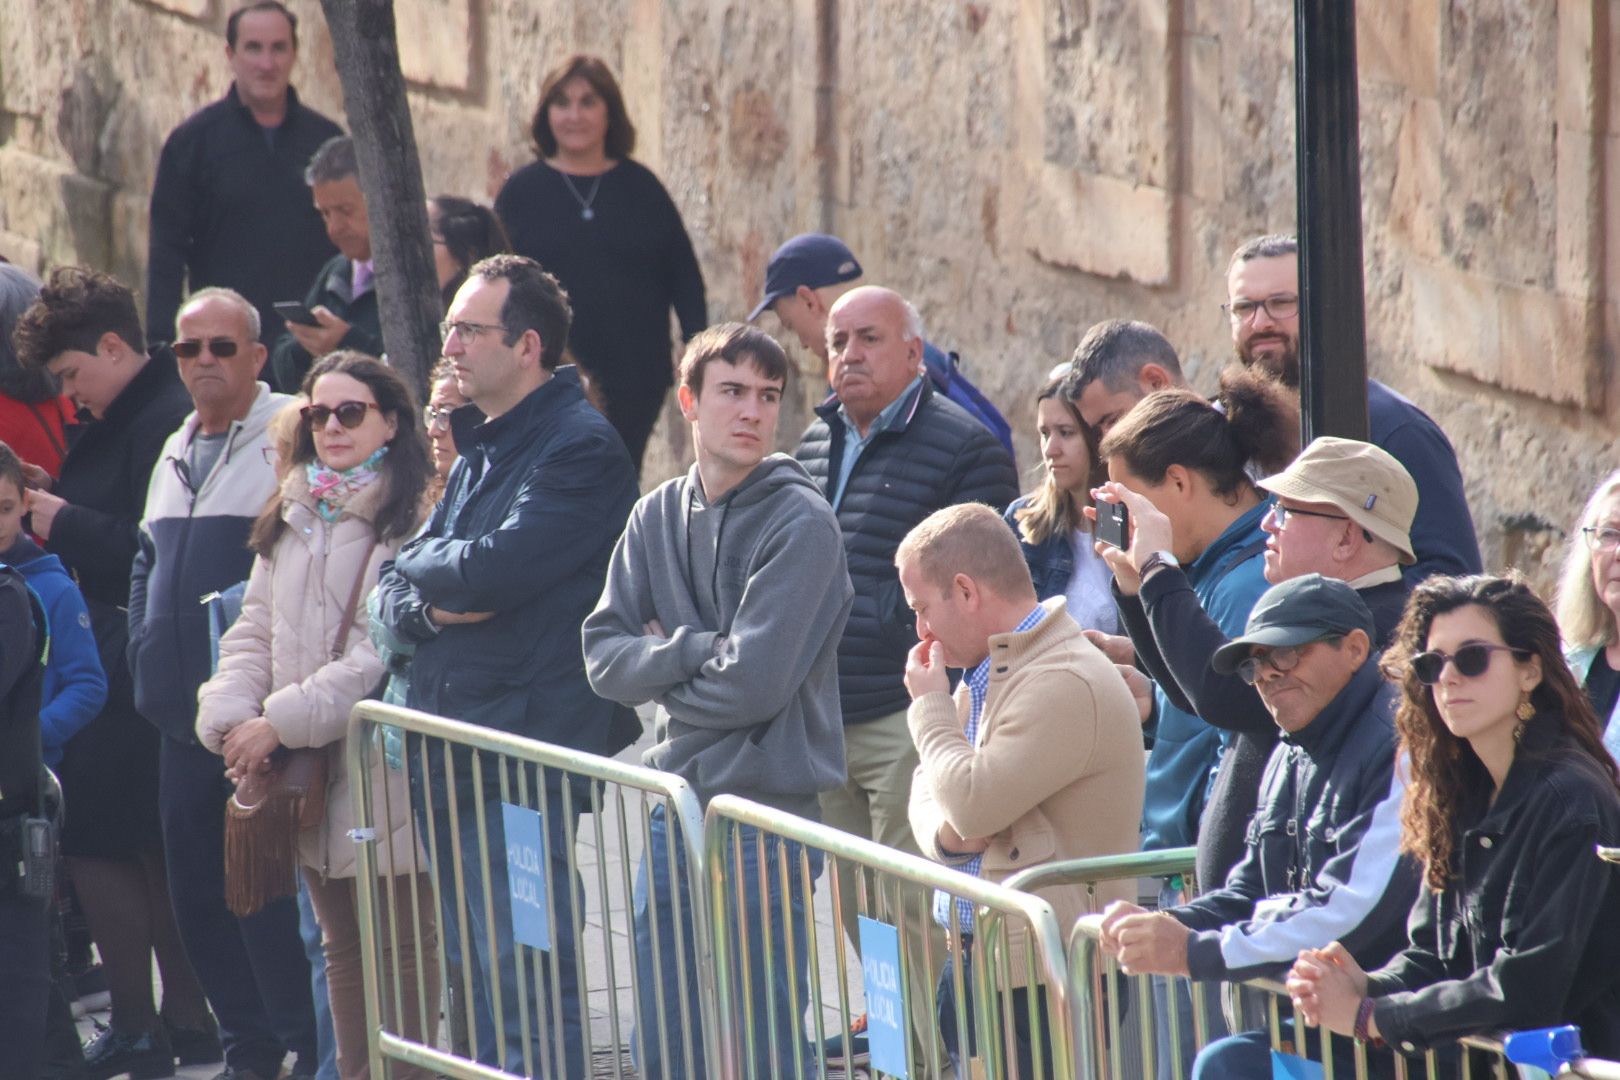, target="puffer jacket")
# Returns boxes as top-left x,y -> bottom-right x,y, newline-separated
795,378 -> 1018,723
196,471 -> 416,880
